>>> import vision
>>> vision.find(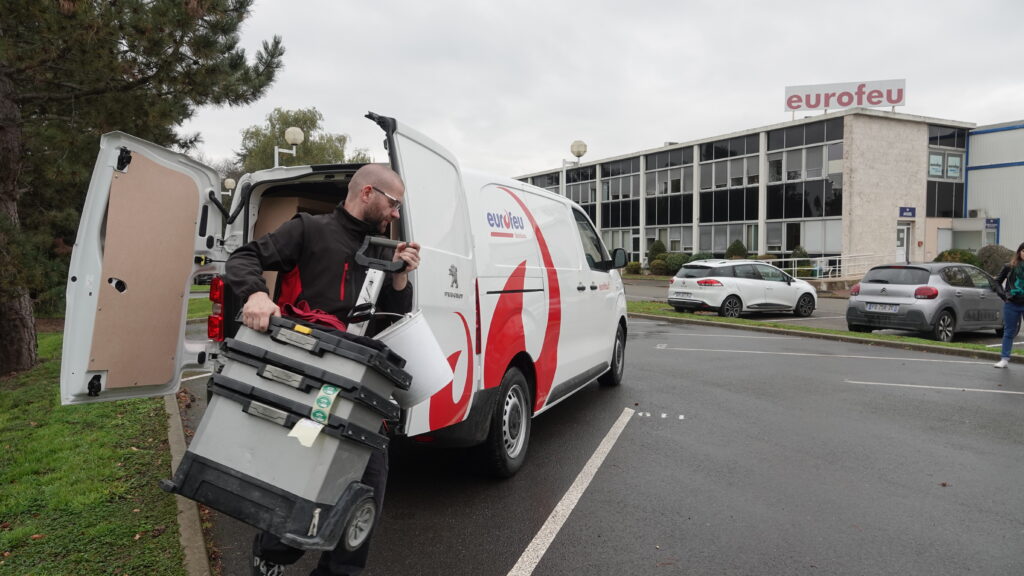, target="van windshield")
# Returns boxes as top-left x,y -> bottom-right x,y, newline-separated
863,267 -> 930,285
